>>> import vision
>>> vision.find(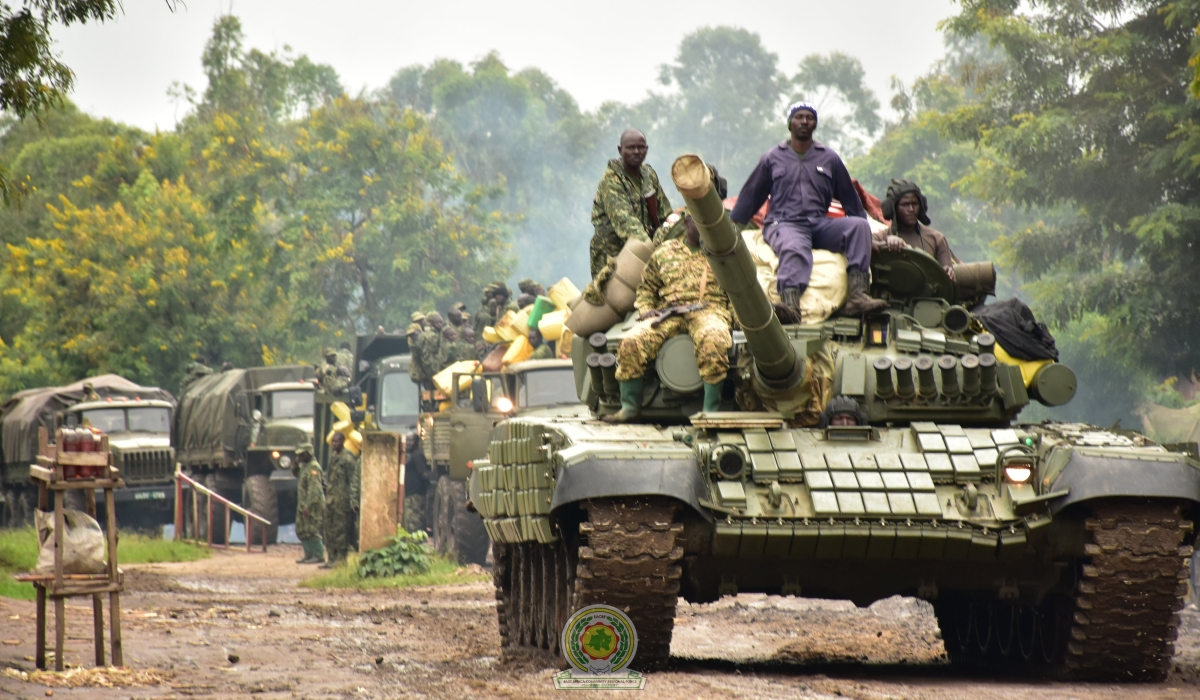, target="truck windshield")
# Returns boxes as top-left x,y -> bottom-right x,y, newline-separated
516,369 -> 578,408
128,407 -> 171,433
379,372 -> 419,425
81,409 -> 125,432
269,390 -> 313,419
